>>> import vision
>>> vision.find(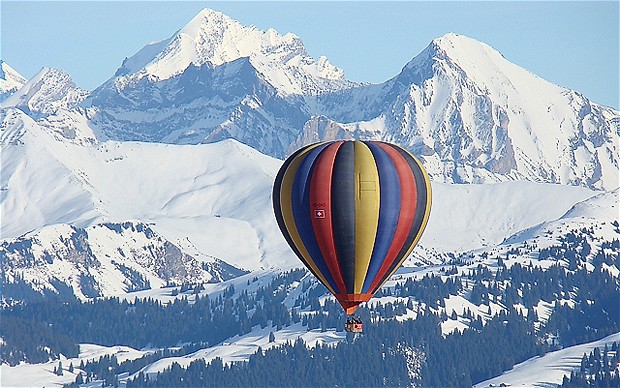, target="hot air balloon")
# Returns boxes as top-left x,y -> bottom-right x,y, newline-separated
272,140 -> 432,332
